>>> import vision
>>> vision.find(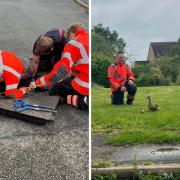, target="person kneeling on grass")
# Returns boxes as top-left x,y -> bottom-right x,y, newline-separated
107,51 -> 137,105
